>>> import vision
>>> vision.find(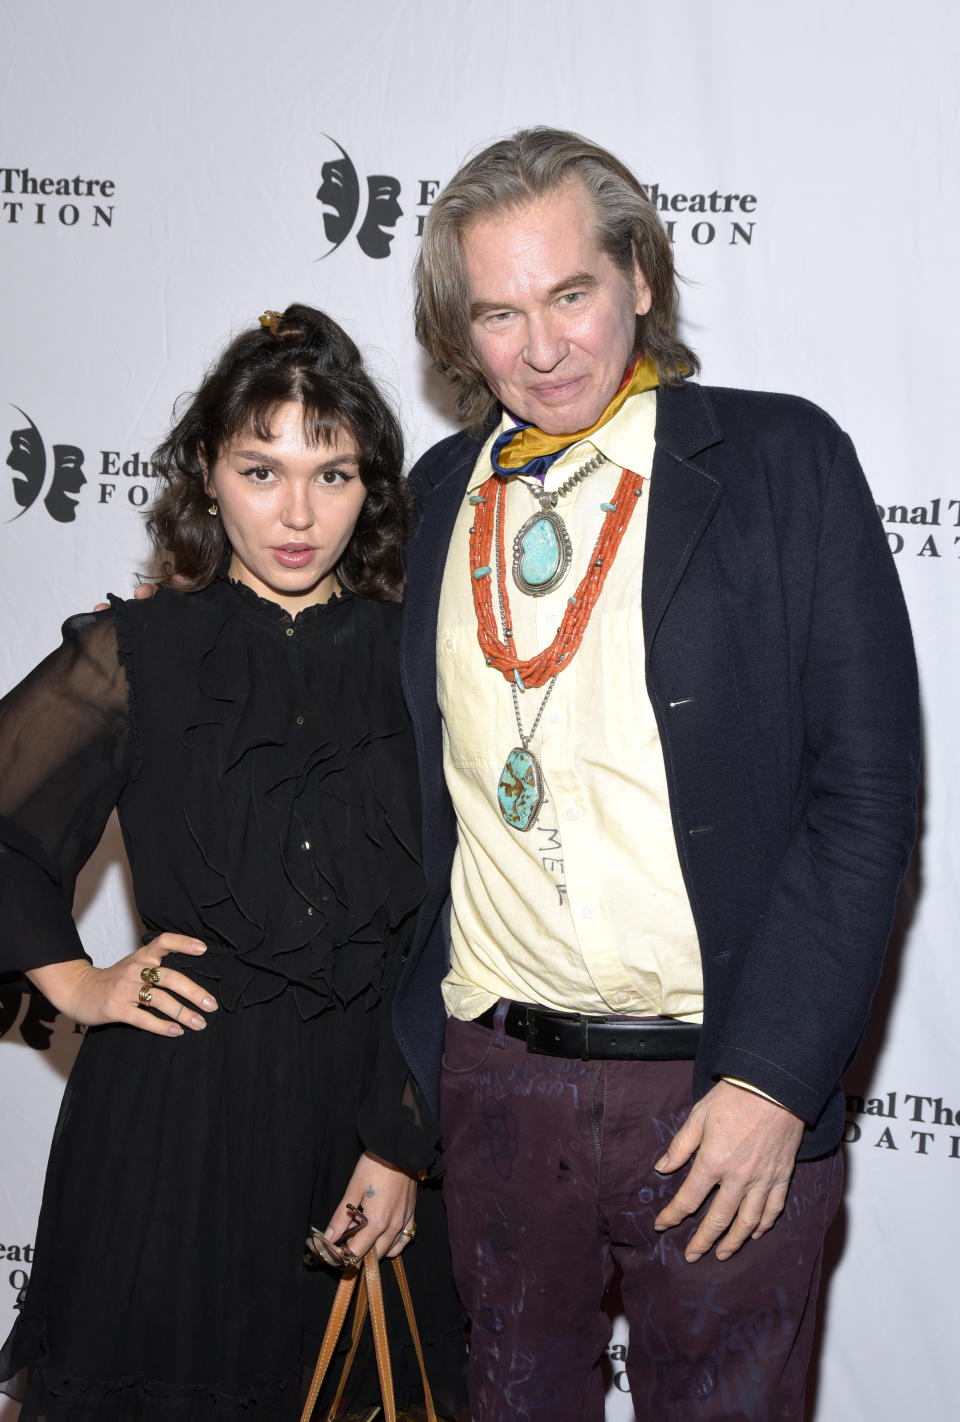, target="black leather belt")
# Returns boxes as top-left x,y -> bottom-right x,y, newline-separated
473,1002 -> 701,1061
